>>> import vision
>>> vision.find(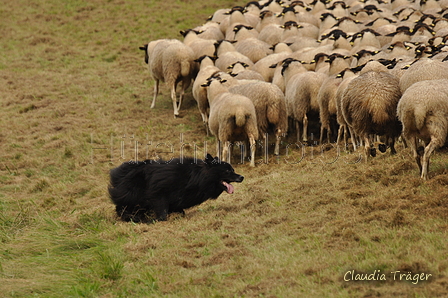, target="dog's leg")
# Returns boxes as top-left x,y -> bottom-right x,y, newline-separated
153,200 -> 169,221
